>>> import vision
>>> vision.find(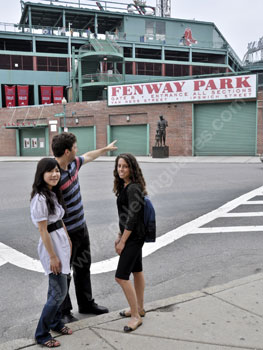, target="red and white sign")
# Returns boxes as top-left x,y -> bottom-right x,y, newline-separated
40,86 -> 52,104
17,85 -> 29,106
53,86 -> 63,104
108,75 -> 257,106
5,85 -> 16,107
